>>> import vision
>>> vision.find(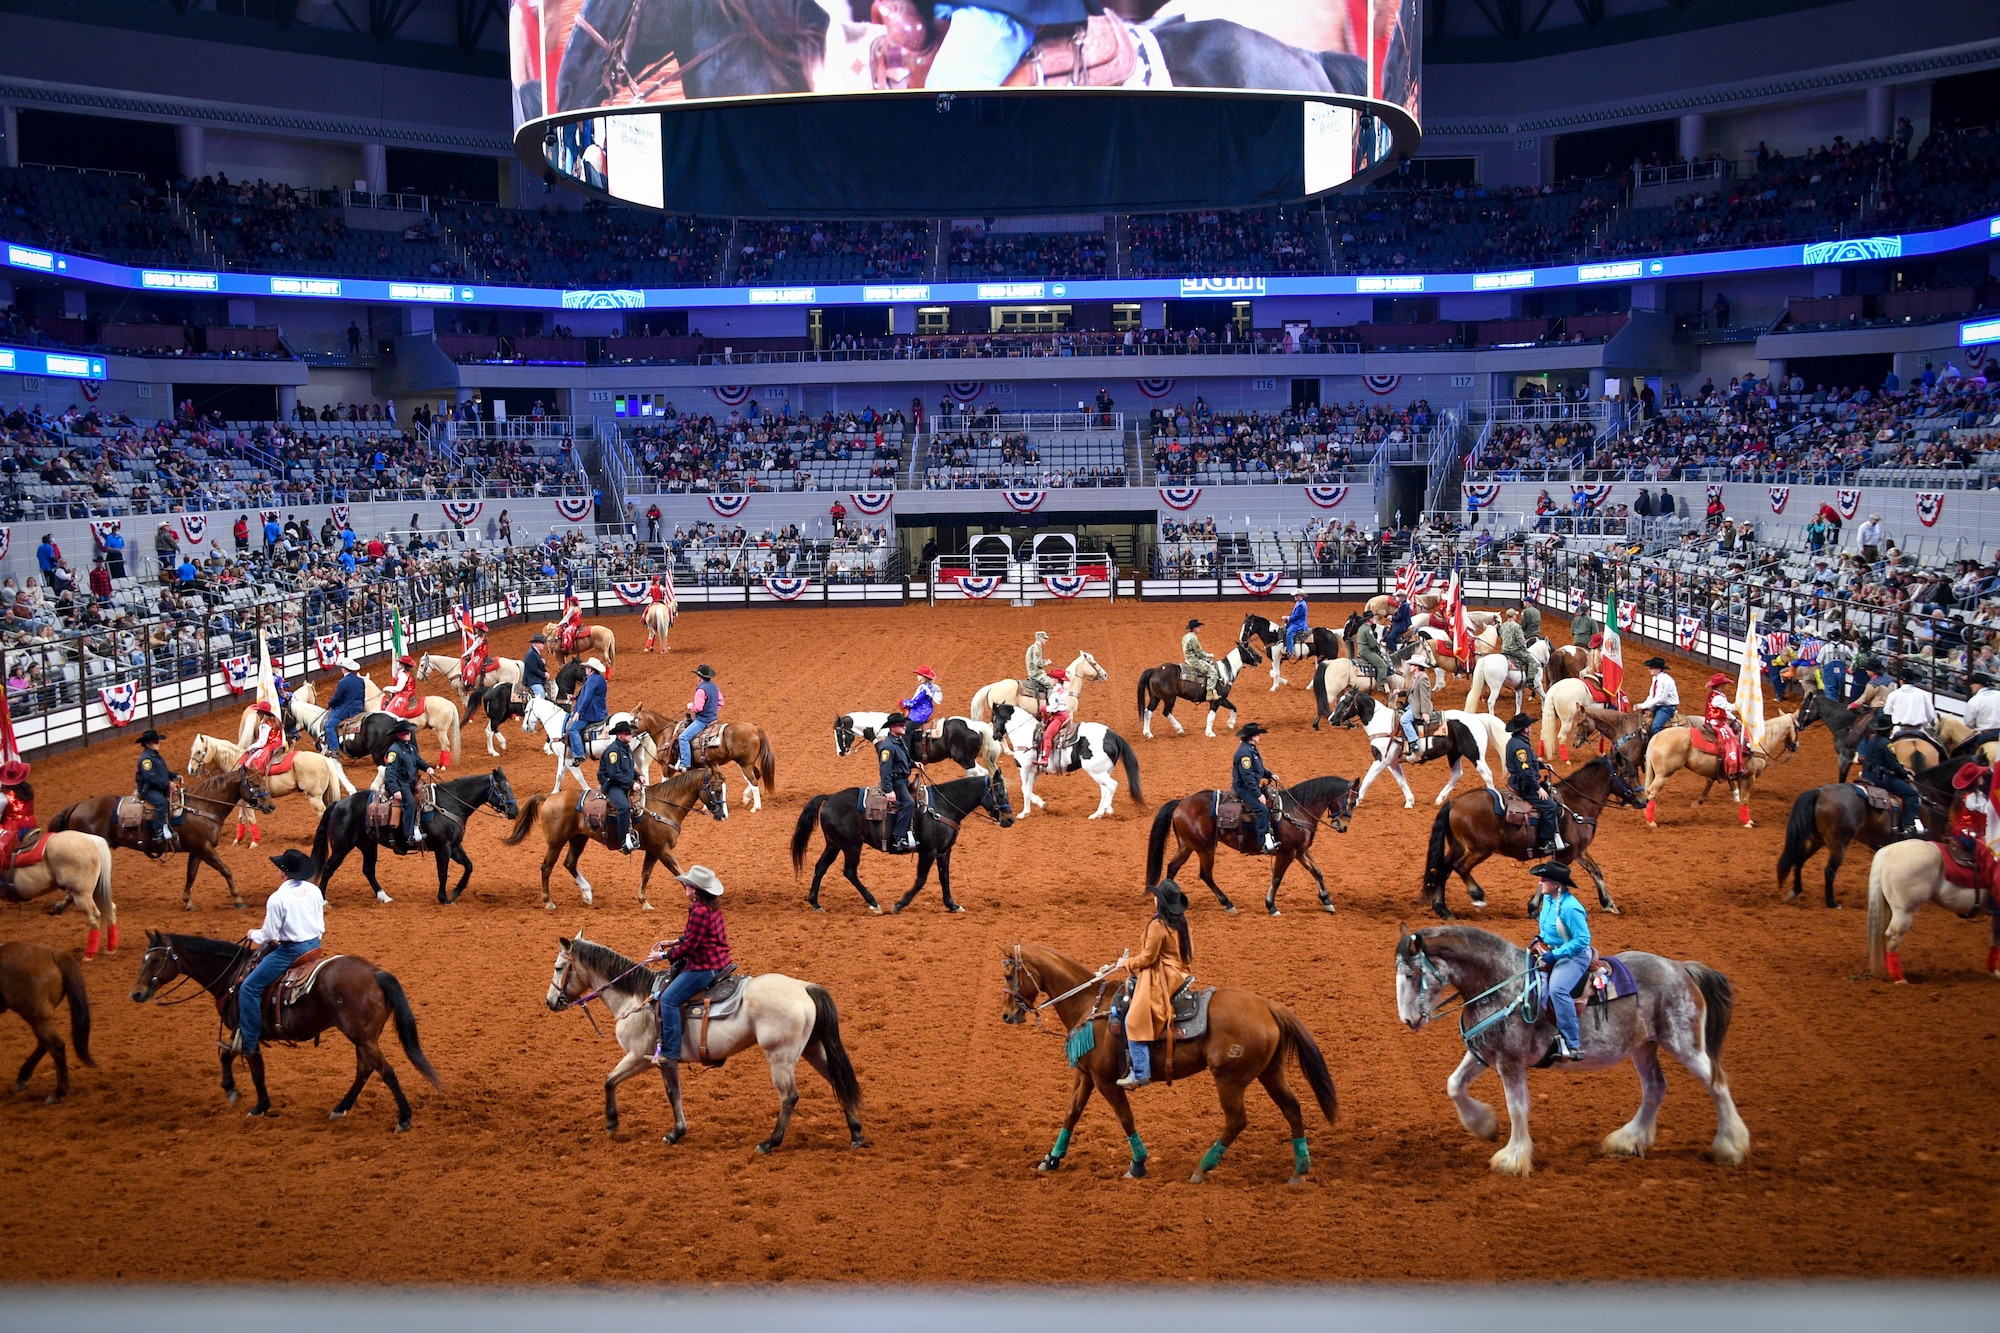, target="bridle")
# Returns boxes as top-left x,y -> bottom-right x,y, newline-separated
1004,945 -> 1116,1034
550,942 -> 653,1041
140,939 -> 247,1007
1402,936 -> 1533,1062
